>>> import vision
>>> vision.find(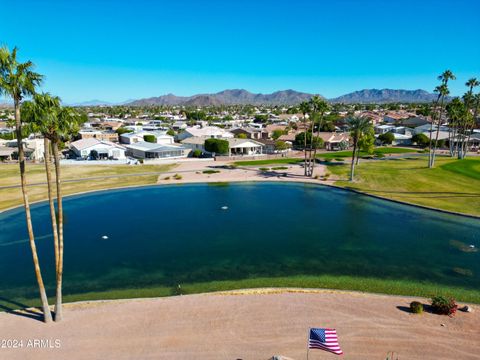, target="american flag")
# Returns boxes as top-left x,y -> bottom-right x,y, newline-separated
308,328 -> 343,355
